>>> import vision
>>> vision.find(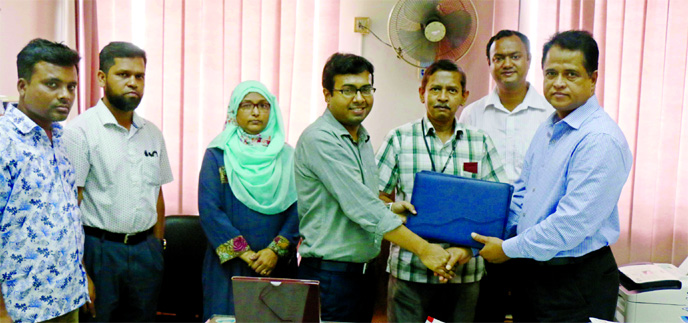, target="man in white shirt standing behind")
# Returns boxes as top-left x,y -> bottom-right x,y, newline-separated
64,42 -> 173,322
458,29 -> 553,322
